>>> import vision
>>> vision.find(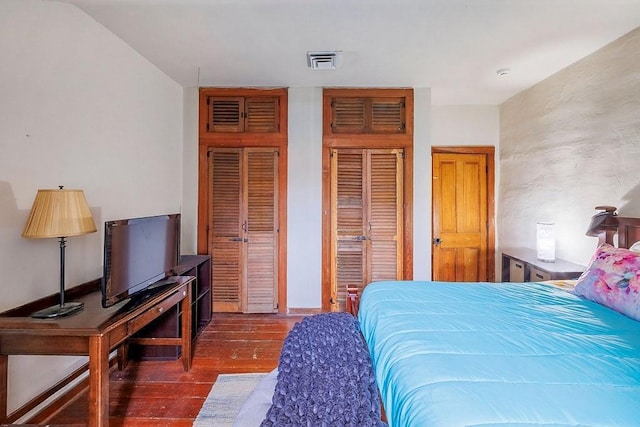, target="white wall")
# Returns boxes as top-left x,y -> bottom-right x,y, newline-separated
287,87 -> 323,308
499,27 -> 640,267
413,88 -> 433,280
0,0 -> 183,415
182,86 -> 199,253
428,104 -> 501,277
432,105 -> 500,146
